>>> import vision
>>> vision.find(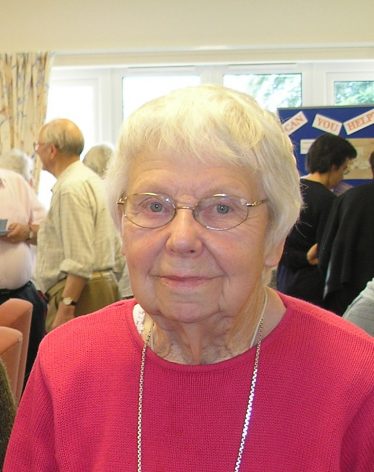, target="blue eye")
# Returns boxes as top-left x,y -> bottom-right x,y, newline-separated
216,203 -> 231,215
149,201 -> 164,213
